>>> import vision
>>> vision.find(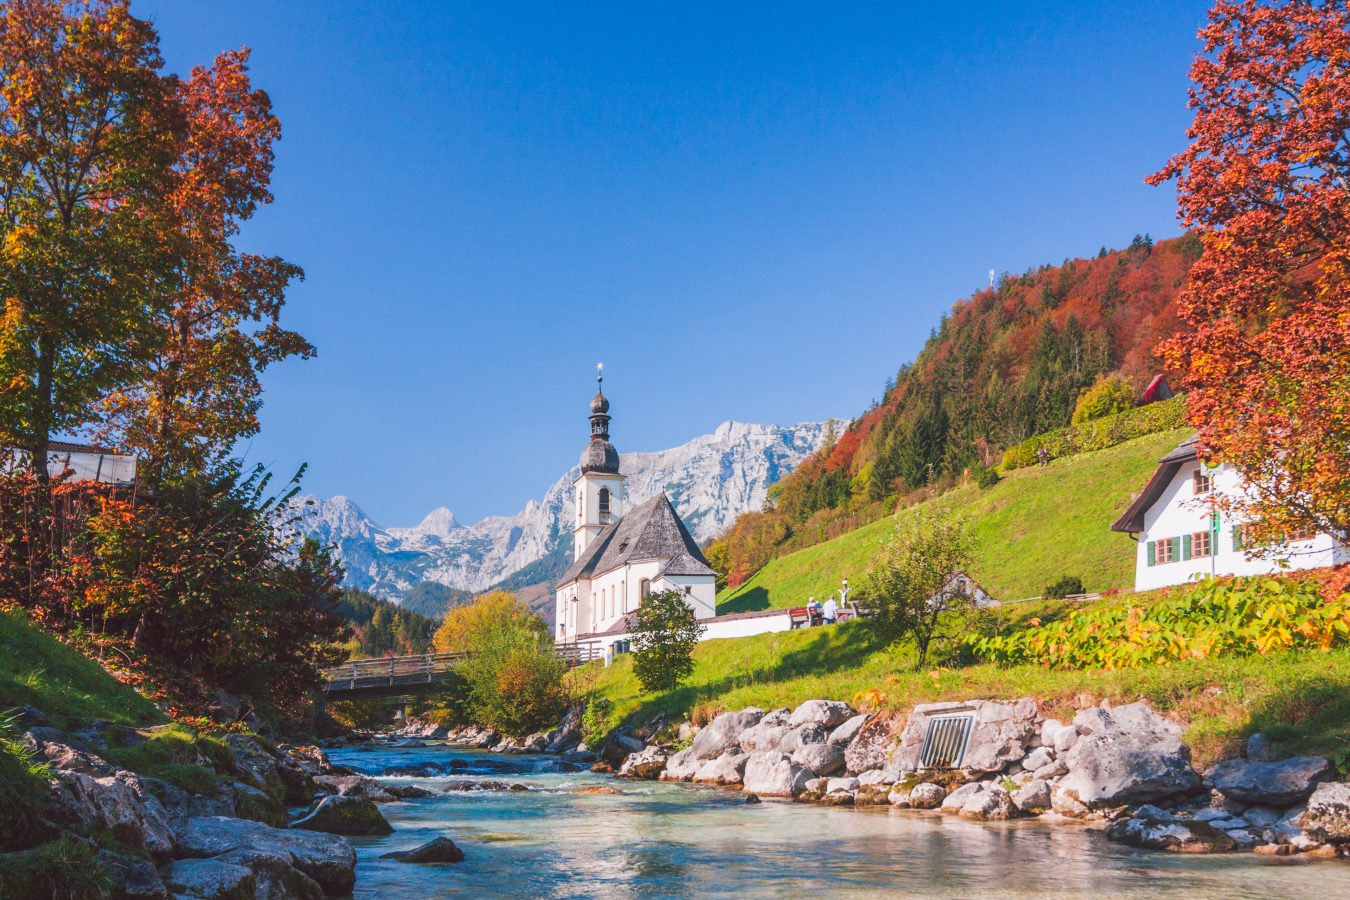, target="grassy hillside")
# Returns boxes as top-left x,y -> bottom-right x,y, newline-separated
718,428 -> 1190,614
579,617 -> 1350,769
0,610 -> 164,729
